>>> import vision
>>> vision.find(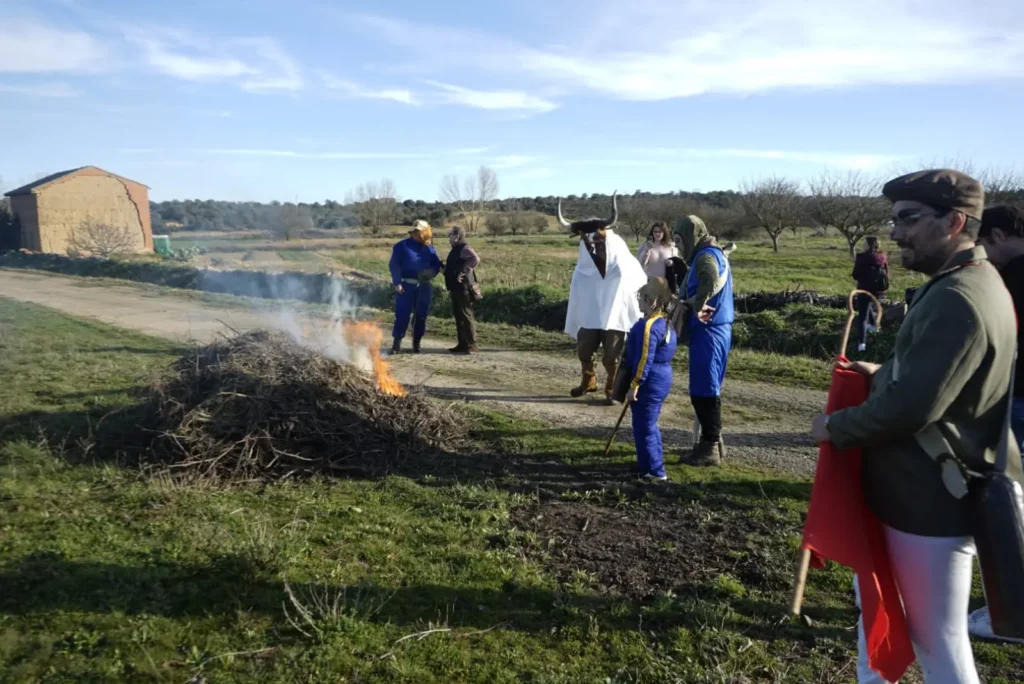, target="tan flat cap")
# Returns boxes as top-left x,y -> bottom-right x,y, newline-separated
882,169 -> 984,221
